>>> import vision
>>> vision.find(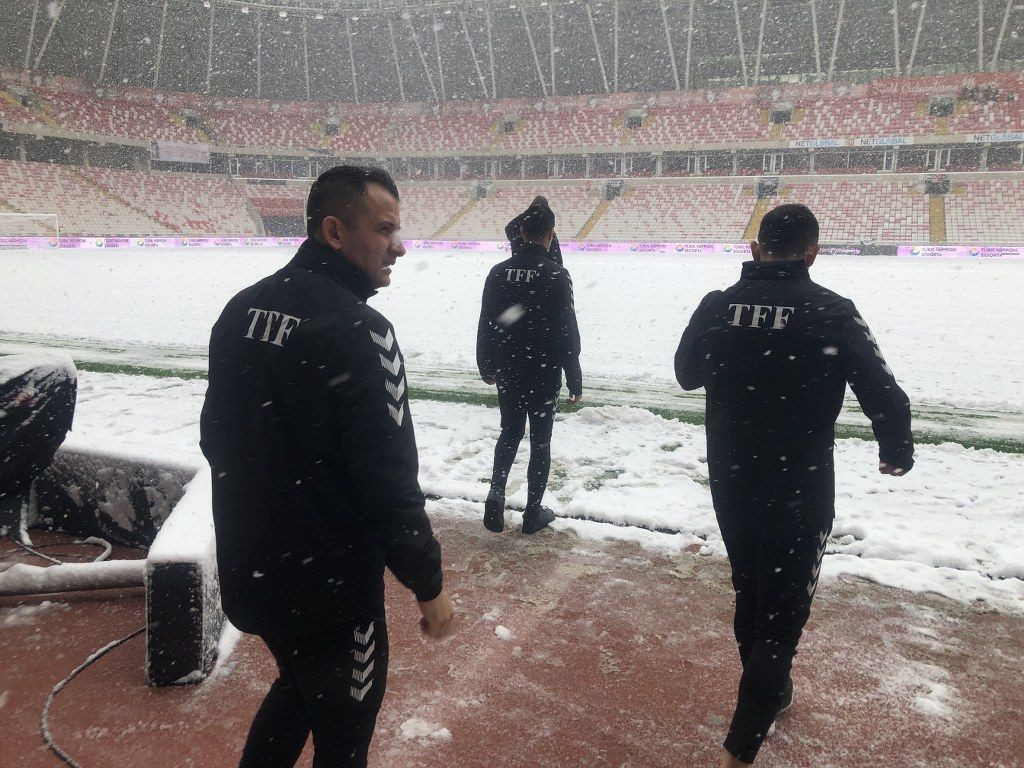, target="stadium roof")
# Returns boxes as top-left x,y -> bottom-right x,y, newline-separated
1,0 -> 1021,103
